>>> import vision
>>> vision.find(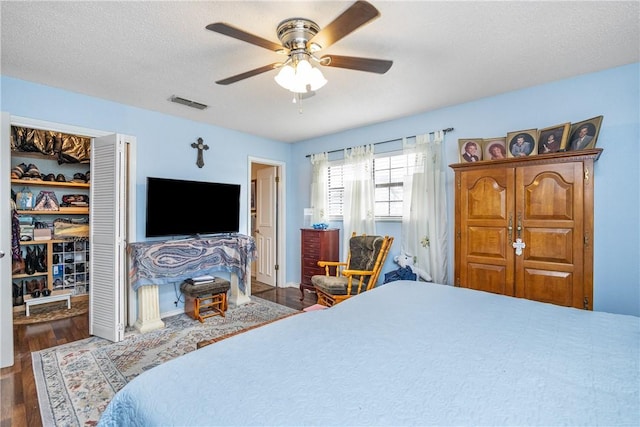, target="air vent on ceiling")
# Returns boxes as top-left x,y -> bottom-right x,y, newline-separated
169,95 -> 208,110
